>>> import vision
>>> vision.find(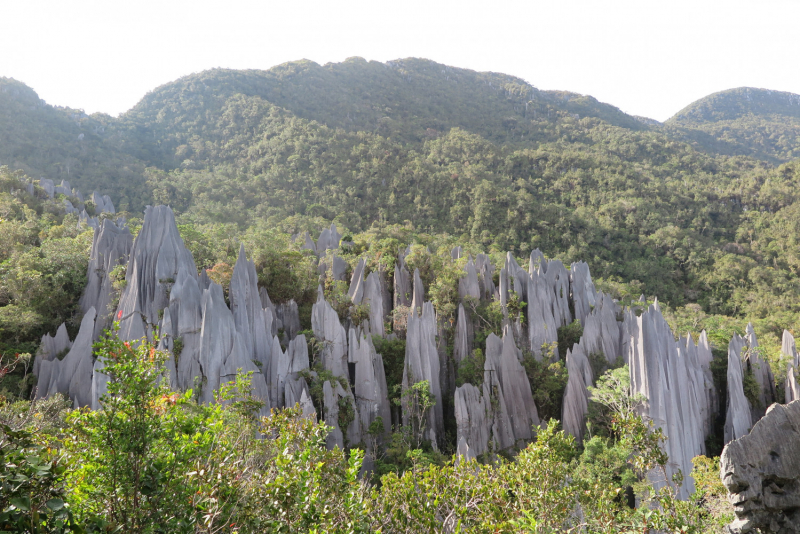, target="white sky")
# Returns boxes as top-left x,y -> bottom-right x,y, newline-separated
1,0 -> 799,122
